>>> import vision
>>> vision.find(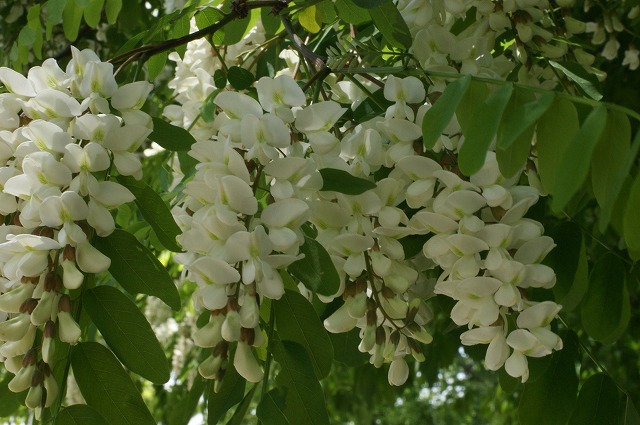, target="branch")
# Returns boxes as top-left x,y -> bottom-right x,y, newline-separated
109,0 -> 286,65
